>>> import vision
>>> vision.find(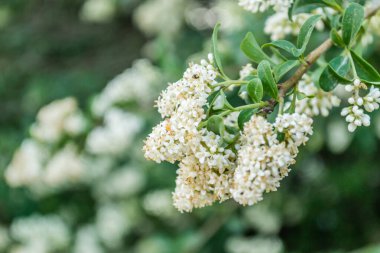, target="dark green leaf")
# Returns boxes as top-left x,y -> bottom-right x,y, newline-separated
330,29 -> 345,47
297,15 -> 322,55
350,50 -> 380,85
238,109 -> 257,130
263,40 -> 300,57
319,56 -> 350,91
342,3 -> 365,46
274,60 -> 300,82
207,115 -> 225,136
328,56 -> 352,84
247,78 -> 264,103
258,60 -> 279,99
241,32 -> 272,64
212,23 -> 228,79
